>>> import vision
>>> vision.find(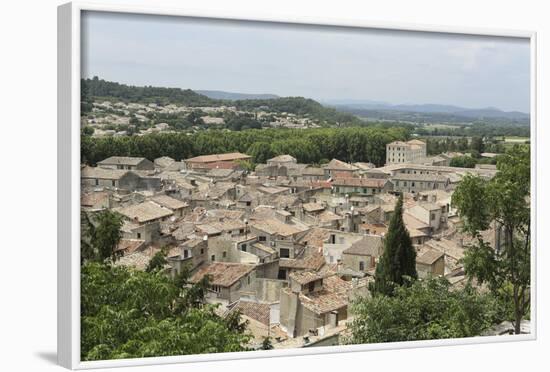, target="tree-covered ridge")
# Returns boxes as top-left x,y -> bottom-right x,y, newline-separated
81,77 -> 360,126
234,97 -> 360,126
82,77 -> 218,107
81,126 -> 410,166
